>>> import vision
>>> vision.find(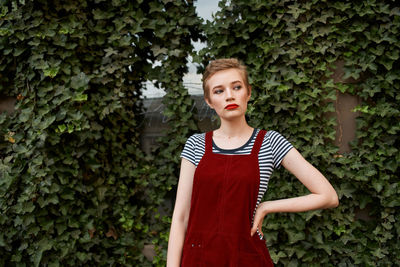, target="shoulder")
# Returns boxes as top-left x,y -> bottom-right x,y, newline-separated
265,129 -> 284,138
260,129 -> 293,154
258,129 -> 286,143
181,133 -> 207,167
263,130 -> 291,144
259,129 -> 293,168
182,132 -> 206,152
185,133 -> 206,146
